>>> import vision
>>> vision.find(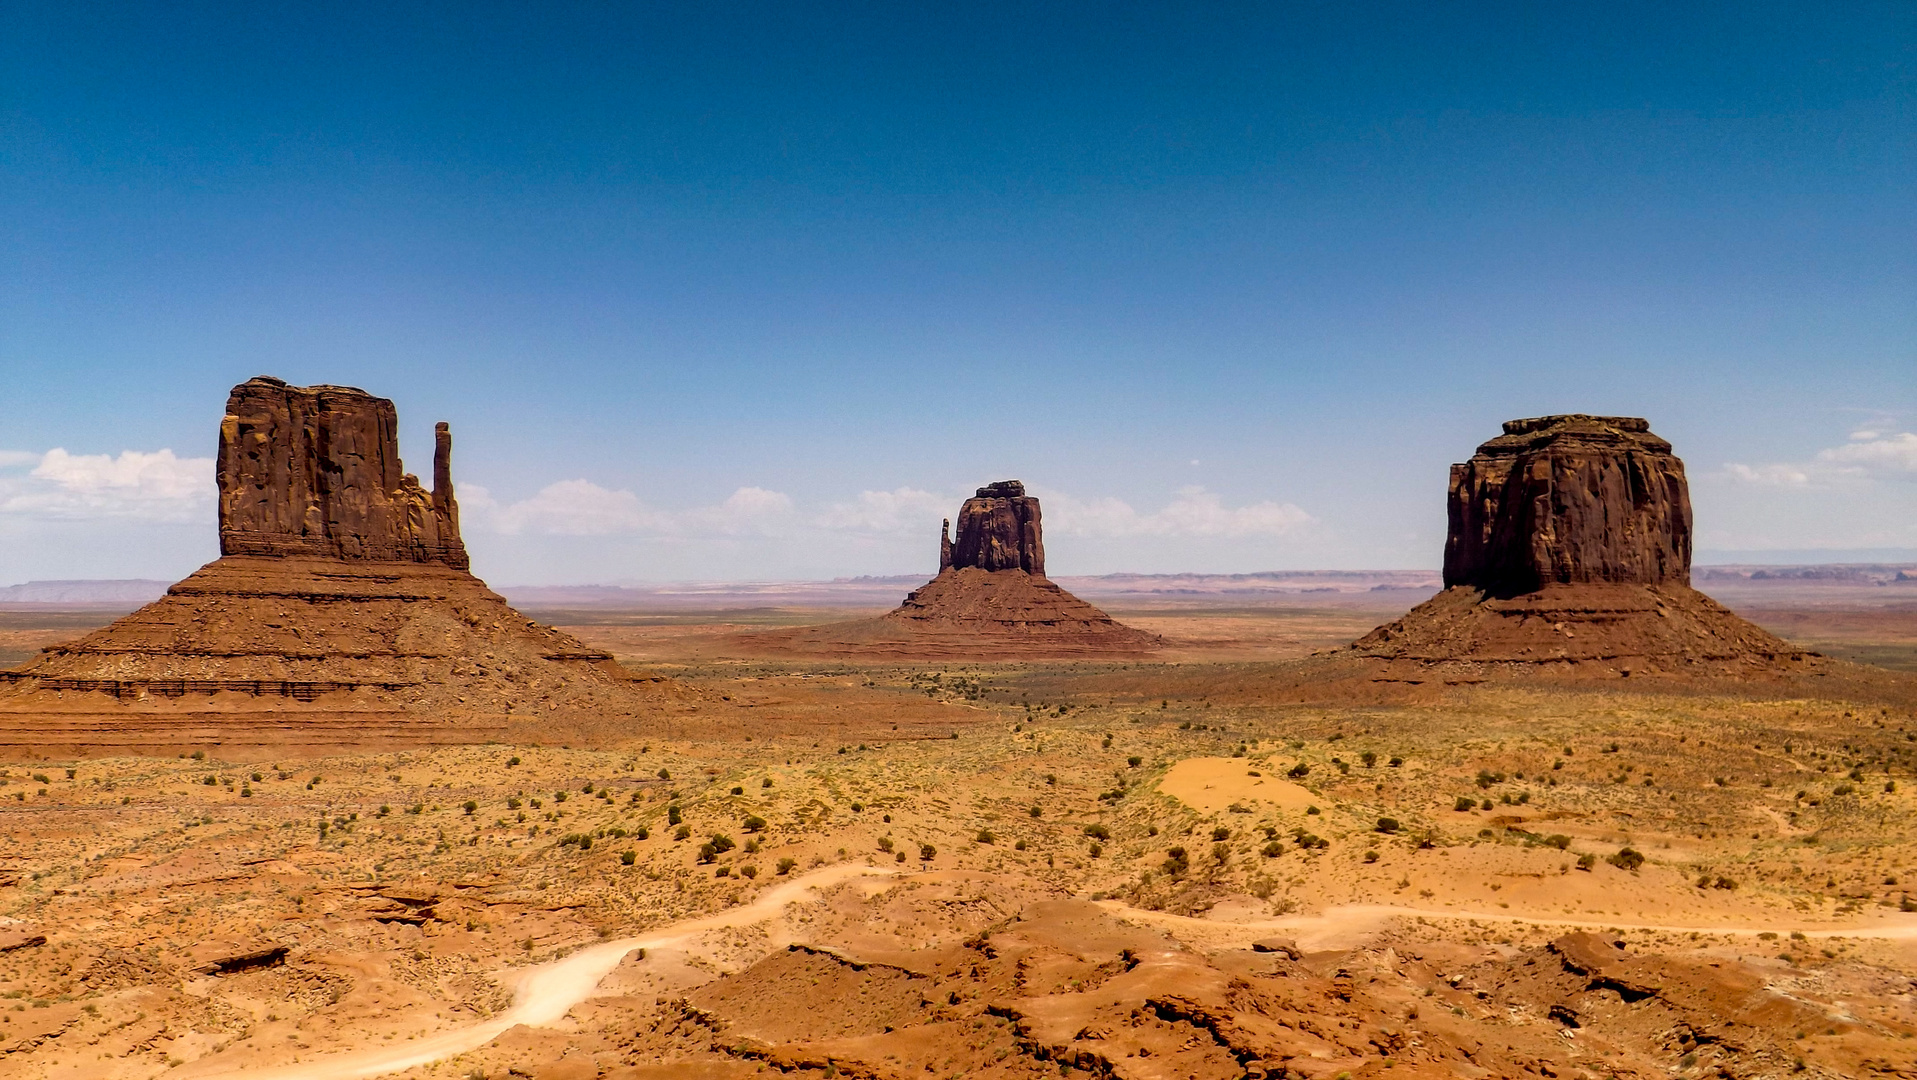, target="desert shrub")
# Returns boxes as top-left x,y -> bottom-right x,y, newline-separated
1029,805 -> 1043,818
657,768 -> 670,780
1088,842 -> 1103,858
1260,841 -> 1283,858
1375,817 -> 1400,834
673,825 -> 691,840
919,843 -> 937,861
1454,797 -> 1477,812
697,843 -> 717,864
635,826 -> 650,840
762,777 -> 774,788
1544,834 -> 1571,850
667,805 -> 682,826
1014,839 -> 1028,851
1211,826 -> 1231,842
1127,756 -> 1143,767
620,850 -> 637,866
554,791 -> 567,803
708,833 -> 735,854
1361,751 -> 1377,767
1364,850 -> 1380,863
777,857 -> 797,875
1287,763 -> 1310,778
742,815 -> 767,833
1085,824 -> 1111,841
740,864 -> 758,879
1606,847 -> 1644,872
1576,853 -> 1597,870
976,829 -> 995,844
1162,846 -> 1190,876
744,838 -> 760,853
1389,756 -> 1404,767
507,797 -> 521,810
507,756 -> 520,766
463,801 -> 478,815
878,837 -> 894,852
